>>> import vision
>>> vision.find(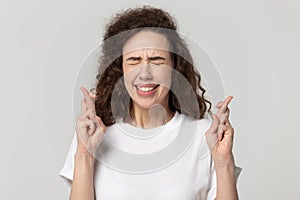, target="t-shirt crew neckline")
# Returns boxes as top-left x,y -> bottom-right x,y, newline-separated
116,111 -> 181,139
